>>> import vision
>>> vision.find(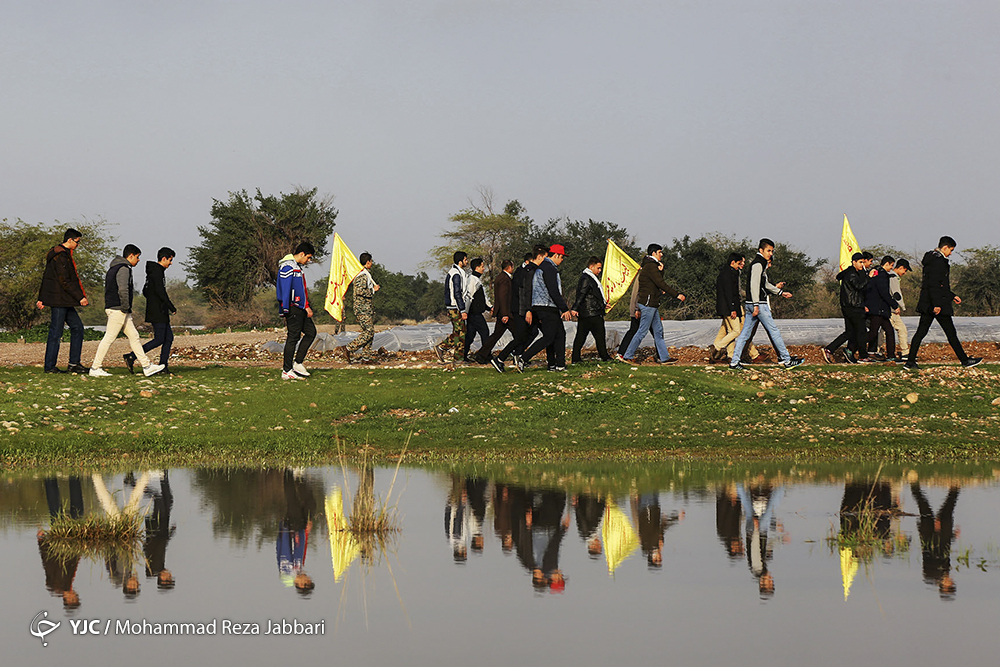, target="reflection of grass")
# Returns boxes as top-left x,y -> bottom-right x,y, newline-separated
40,513 -> 143,564
828,497 -> 910,563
